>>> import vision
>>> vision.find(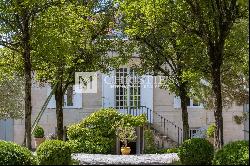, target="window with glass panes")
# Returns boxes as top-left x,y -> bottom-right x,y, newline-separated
115,68 -> 140,109
187,97 -> 201,107
60,85 -> 74,107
